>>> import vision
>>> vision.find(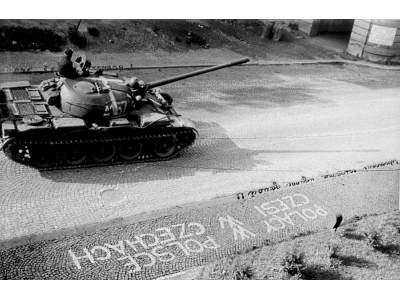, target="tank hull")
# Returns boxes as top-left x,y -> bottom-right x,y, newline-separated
2,125 -> 196,170
0,78 -> 197,170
